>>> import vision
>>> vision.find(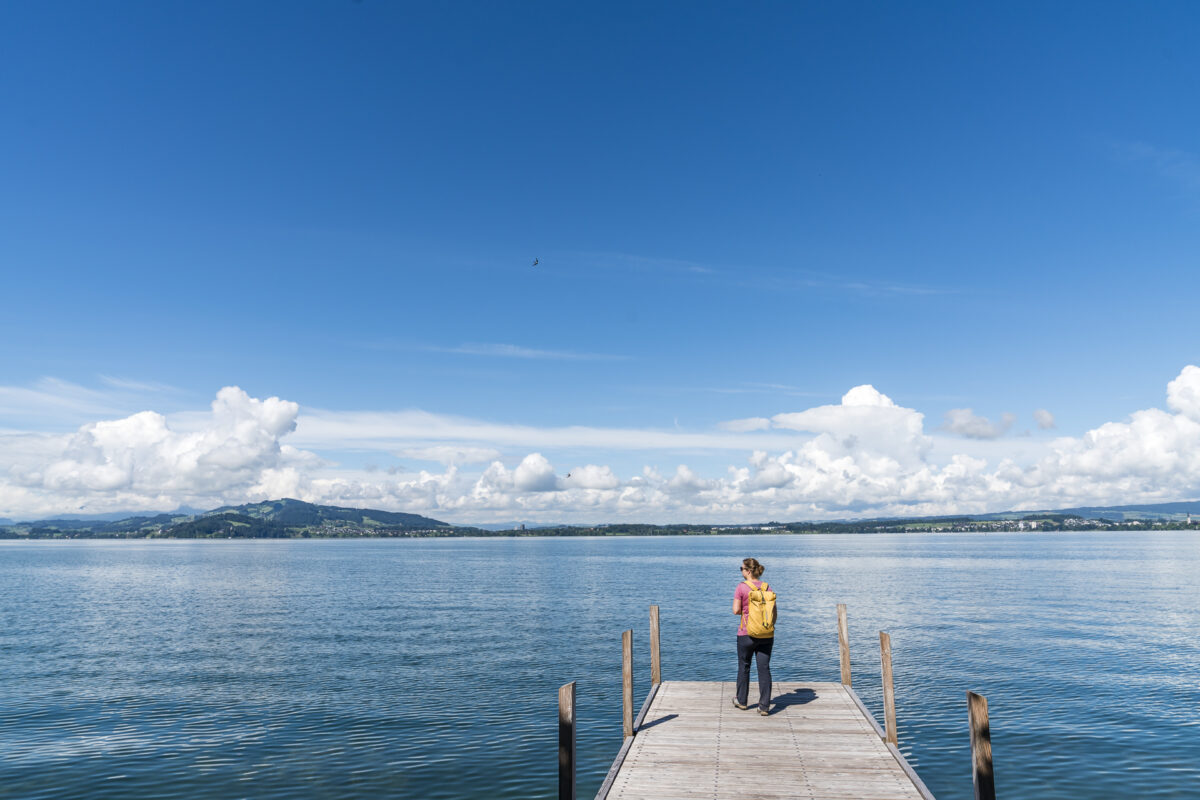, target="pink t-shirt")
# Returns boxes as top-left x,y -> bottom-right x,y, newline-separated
735,580 -> 766,636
